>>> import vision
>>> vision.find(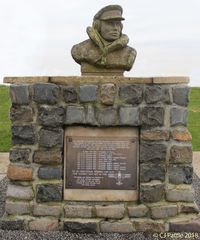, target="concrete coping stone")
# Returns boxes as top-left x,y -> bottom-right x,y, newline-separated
4,76 -> 189,84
